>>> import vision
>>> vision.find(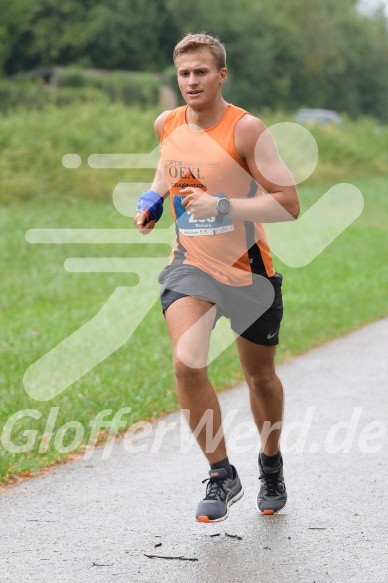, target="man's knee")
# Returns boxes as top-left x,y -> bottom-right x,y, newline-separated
173,354 -> 207,382
173,330 -> 210,373
245,368 -> 278,397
